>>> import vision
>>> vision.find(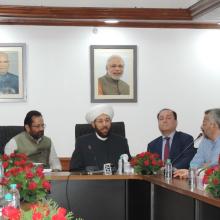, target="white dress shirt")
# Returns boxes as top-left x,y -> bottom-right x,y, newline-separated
5,138 -> 62,171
